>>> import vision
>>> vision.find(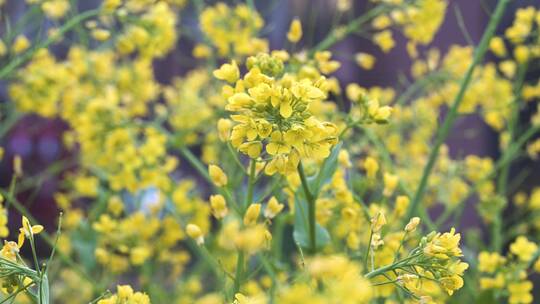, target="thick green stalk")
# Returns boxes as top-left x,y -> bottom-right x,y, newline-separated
245,160 -> 256,211
365,253 -> 421,279
297,162 -> 316,254
233,160 -> 256,296
406,0 -> 510,220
